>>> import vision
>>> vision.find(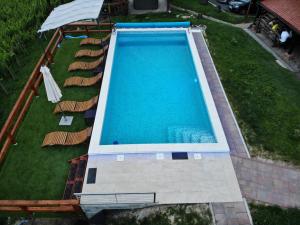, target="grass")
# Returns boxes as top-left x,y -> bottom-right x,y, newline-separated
201,20 -> 300,164
0,38 -> 99,199
0,12 -> 183,200
170,0 -> 254,24
250,204 -> 300,225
